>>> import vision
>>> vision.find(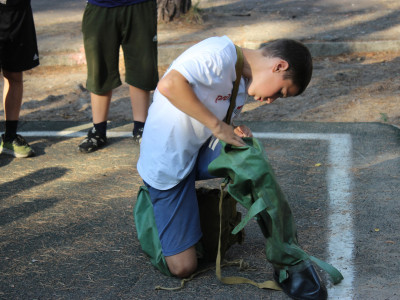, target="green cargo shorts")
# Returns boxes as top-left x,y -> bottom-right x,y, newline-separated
82,1 -> 158,95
